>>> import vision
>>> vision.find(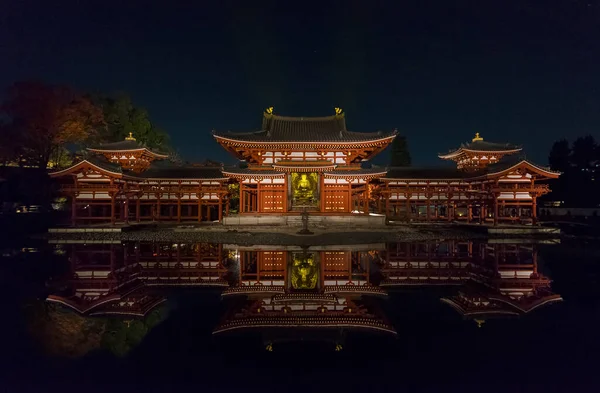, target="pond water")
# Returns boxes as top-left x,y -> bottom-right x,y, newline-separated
2,237 -> 599,392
